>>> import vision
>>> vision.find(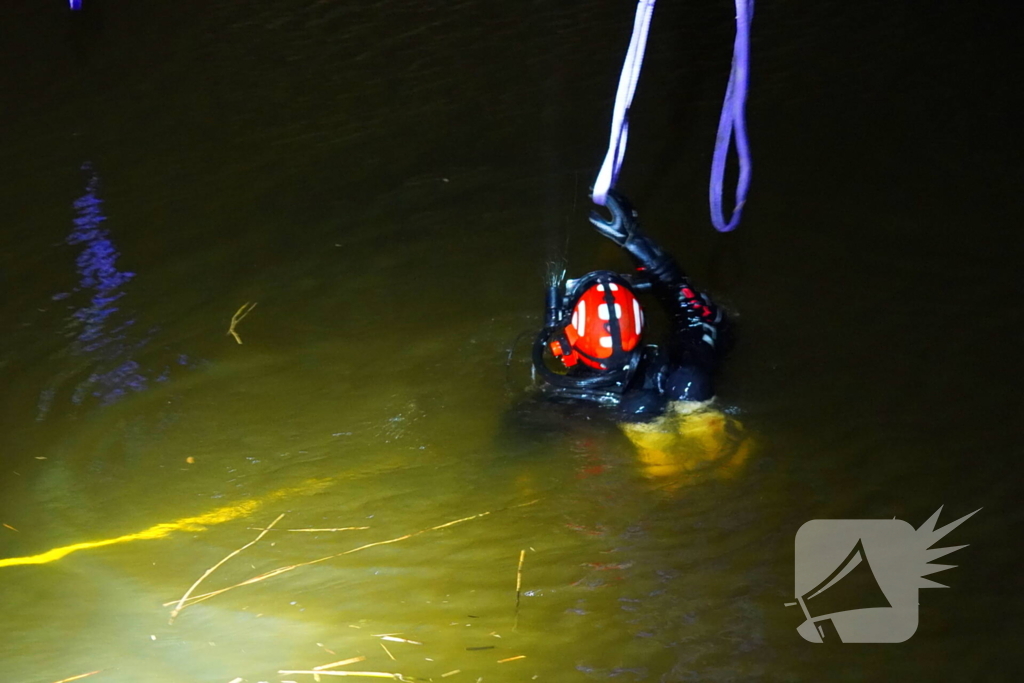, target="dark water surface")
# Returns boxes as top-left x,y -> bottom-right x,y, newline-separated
1,1 -> 1021,681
